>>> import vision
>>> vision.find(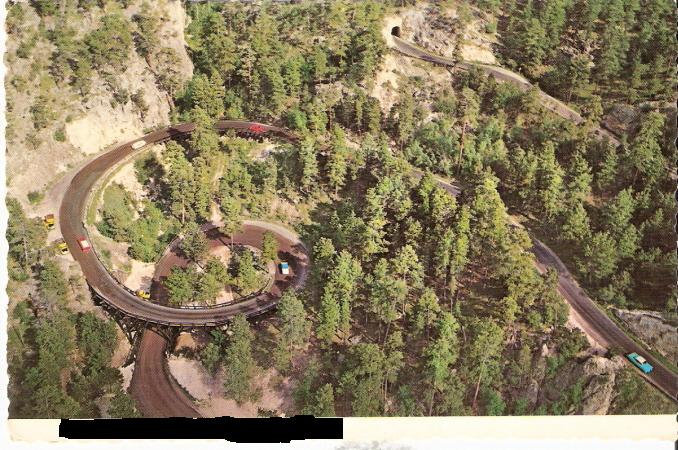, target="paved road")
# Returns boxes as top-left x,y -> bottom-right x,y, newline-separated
59,121 -> 308,417
129,330 -> 200,417
430,153 -> 677,402
128,221 -> 309,417
60,72 -> 675,417
59,121 -> 306,328
392,36 -> 620,145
